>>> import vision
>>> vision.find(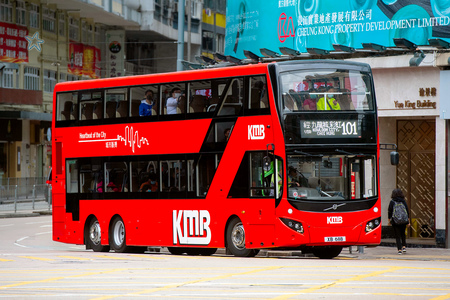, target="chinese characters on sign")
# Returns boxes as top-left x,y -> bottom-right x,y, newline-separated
68,42 -> 101,78
0,22 -> 28,63
300,120 -> 360,138
394,87 -> 437,109
105,30 -> 125,77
